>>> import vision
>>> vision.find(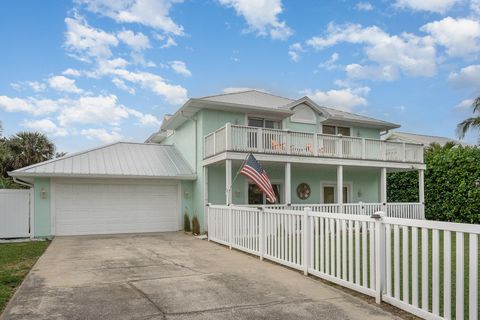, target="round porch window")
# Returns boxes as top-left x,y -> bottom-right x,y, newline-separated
296,183 -> 311,200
